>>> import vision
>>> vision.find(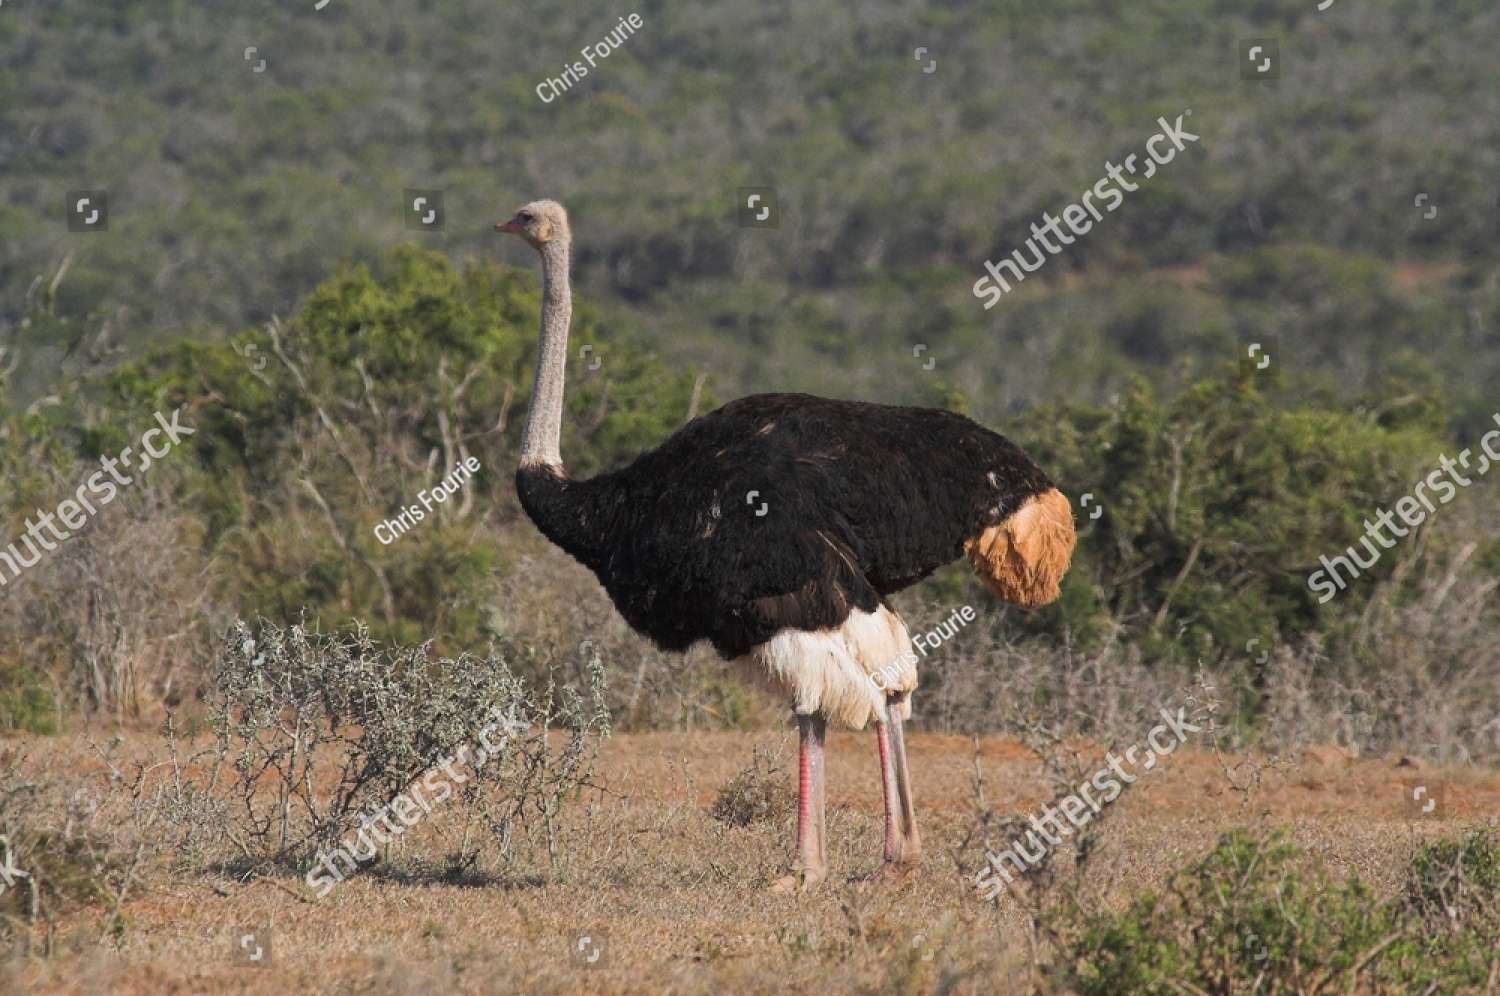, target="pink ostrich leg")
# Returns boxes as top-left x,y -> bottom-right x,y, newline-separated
875,703 -> 921,869
796,714 -> 828,882
775,714 -> 828,892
